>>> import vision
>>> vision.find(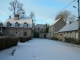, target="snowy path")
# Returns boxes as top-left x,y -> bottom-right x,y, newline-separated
0,38 -> 80,60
